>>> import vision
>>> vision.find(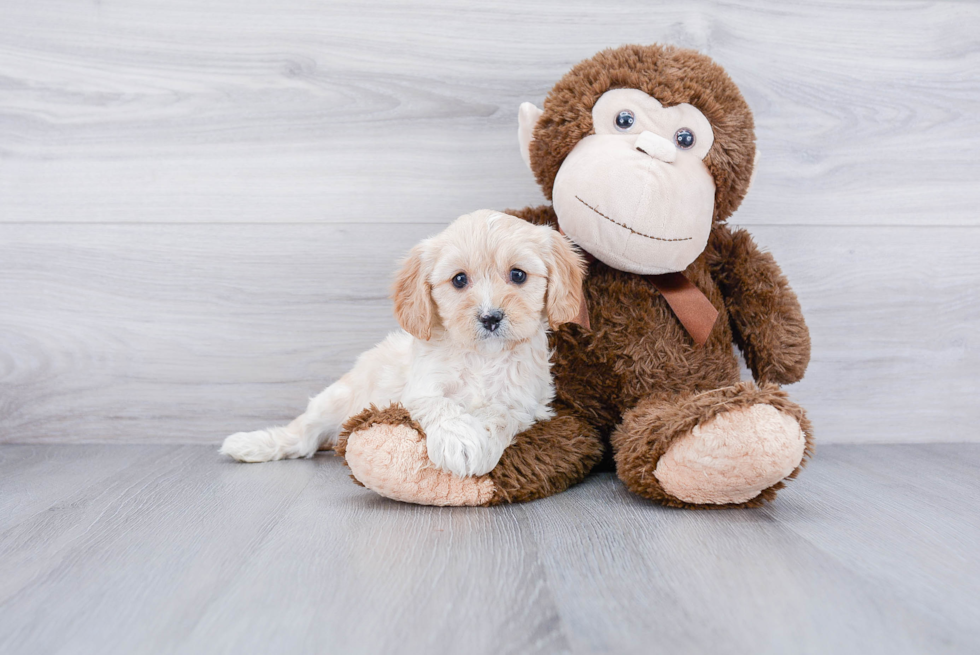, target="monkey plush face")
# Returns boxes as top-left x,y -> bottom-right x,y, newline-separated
518,45 -> 757,276
548,89 -> 716,275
